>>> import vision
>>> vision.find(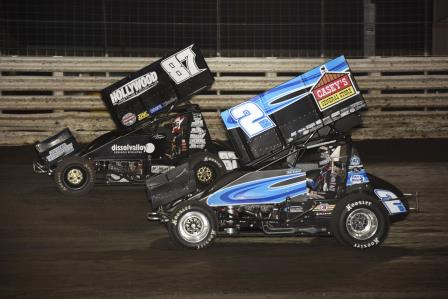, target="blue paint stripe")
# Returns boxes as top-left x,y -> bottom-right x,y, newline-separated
207,173 -> 307,207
